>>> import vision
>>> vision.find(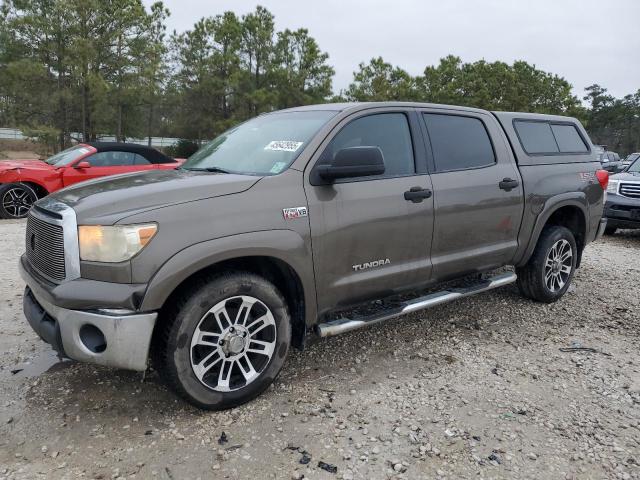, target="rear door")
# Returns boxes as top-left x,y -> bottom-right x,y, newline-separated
305,109 -> 434,313
418,109 -> 524,280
